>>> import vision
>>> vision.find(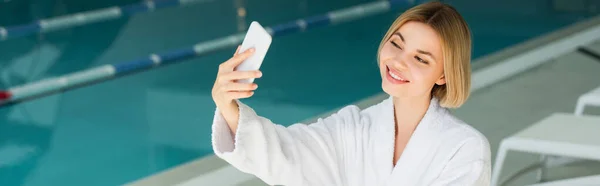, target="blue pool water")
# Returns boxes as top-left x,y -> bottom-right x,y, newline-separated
0,0 -> 598,185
